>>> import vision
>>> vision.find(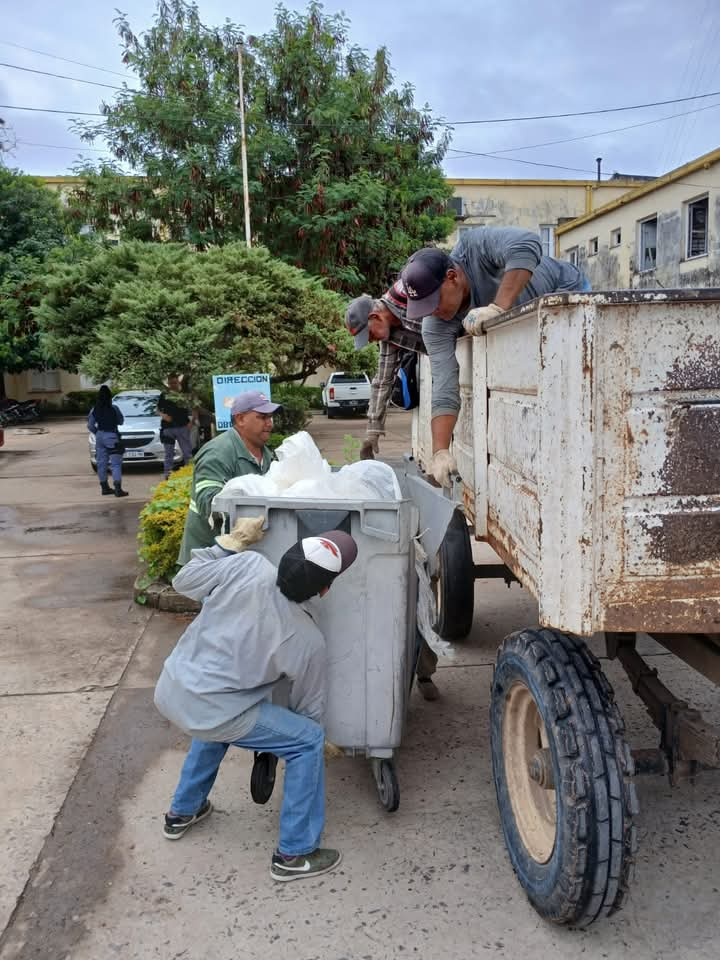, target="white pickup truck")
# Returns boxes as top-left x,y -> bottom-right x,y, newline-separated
321,372 -> 371,418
